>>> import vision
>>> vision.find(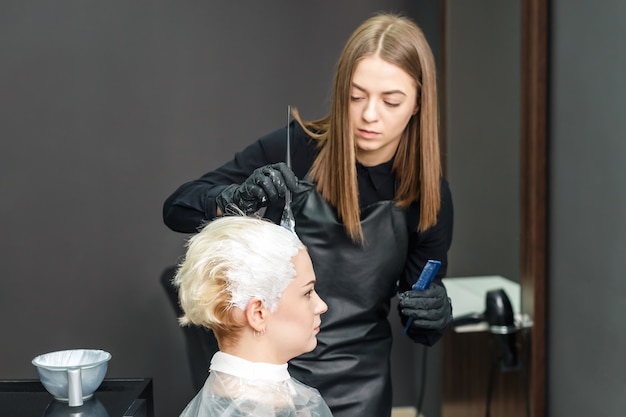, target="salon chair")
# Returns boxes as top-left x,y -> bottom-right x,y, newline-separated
160,266 -> 219,392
